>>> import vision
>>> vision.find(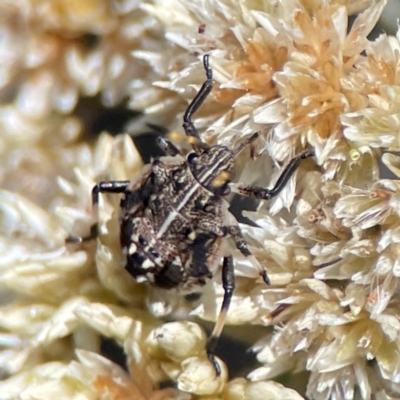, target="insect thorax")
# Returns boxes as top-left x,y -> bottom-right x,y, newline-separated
188,145 -> 235,193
